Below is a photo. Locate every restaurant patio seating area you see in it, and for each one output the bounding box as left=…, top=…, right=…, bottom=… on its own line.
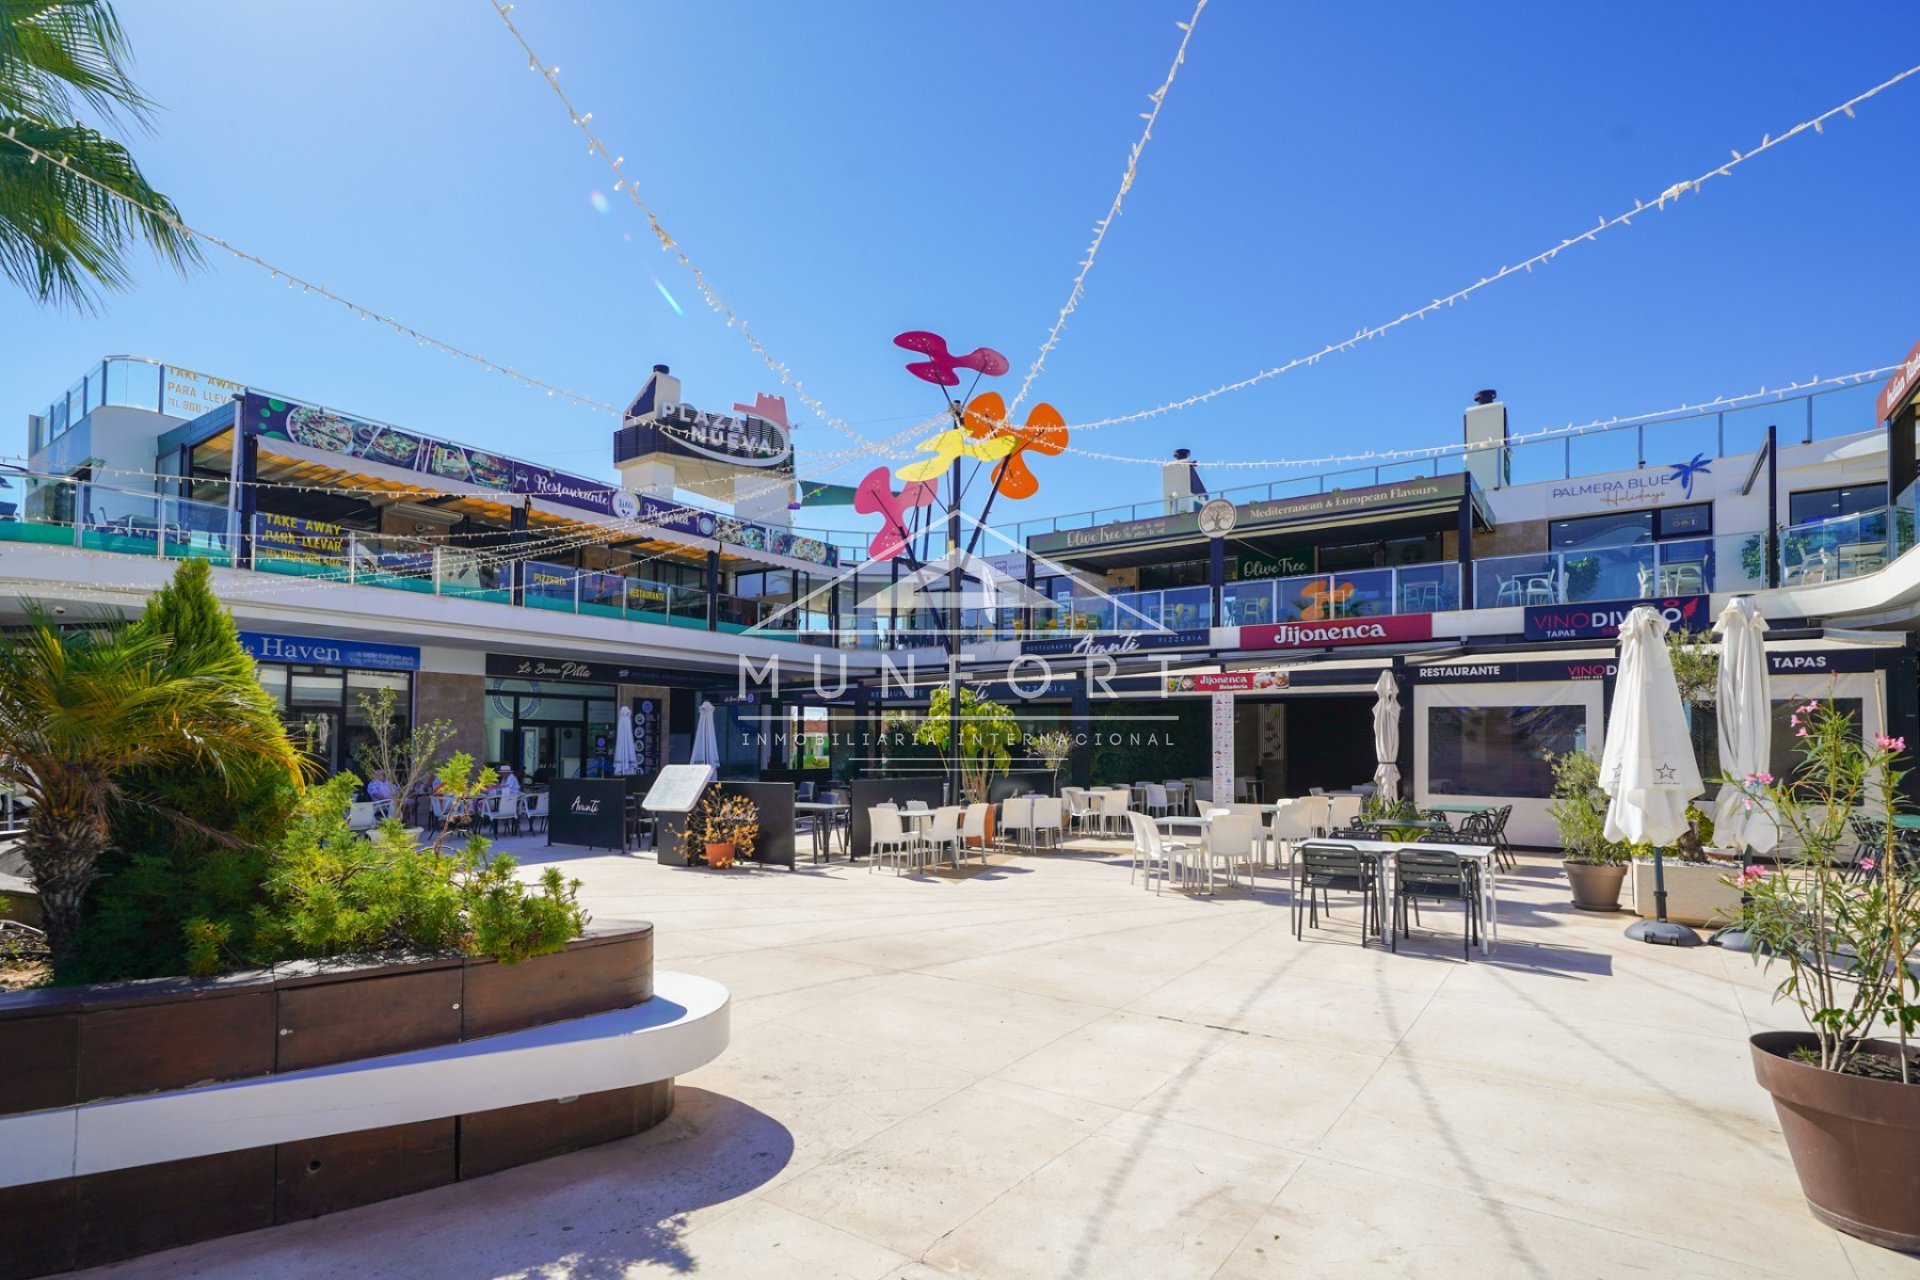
left=83, top=828, right=1913, bottom=1280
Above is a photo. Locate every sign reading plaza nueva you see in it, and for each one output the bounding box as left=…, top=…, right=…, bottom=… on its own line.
left=1523, top=595, right=1709, bottom=642
left=1026, top=475, right=1468, bottom=557
left=1240, top=614, right=1434, bottom=651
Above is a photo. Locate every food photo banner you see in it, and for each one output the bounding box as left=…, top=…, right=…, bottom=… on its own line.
left=242, top=394, right=835, bottom=565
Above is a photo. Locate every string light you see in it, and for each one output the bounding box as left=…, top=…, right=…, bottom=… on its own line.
left=1052, top=364, right=1899, bottom=470
left=1009, top=0, right=1209, bottom=412
left=0, top=128, right=618, bottom=416
left=976, top=61, right=1920, bottom=435
left=487, top=2, right=900, bottom=464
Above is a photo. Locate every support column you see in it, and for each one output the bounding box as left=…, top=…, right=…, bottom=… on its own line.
left=1209, top=536, right=1226, bottom=627
left=705, top=549, right=721, bottom=631
left=235, top=430, right=259, bottom=570
left=1069, top=680, right=1092, bottom=787
left=1211, top=692, right=1234, bottom=809
left=509, top=498, right=528, bottom=606
left=1455, top=493, right=1475, bottom=609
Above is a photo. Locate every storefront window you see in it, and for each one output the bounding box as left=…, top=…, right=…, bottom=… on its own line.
left=1427, top=705, right=1585, bottom=798
left=482, top=678, right=617, bottom=782
left=1790, top=485, right=1887, bottom=526
left=253, top=663, right=413, bottom=778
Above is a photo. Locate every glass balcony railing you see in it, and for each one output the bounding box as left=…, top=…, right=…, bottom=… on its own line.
left=10, top=475, right=1919, bottom=652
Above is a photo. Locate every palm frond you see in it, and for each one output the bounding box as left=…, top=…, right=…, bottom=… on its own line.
left=0, top=0, right=152, bottom=126
left=0, top=115, right=198, bottom=309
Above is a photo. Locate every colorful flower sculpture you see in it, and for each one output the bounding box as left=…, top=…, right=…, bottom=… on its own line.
left=894, top=428, right=1017, bottom=484
left=853, top=467, right=937, bottom=561
left=1299, top=579, right=1355, bottom=621
left=892, top=331, right=1009, bottom=386
left=962, top=392, right=1068, bottom=500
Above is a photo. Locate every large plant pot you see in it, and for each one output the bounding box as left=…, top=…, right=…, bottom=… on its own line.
left=1563, top=861, right=1626, bottom=911
left=1751, top=1031, right=1920, bottom=1253
left=1630, top=858, right=1742, bottom=926
left=704, top=842, right=736, bottom=869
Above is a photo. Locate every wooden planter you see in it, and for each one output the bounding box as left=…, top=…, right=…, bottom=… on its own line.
left=0, top=928, right=685, bottom=1280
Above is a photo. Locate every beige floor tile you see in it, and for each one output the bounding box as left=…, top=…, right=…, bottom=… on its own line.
left=923, top=1110, right=1304, bottom=1279
left=997, top=1009, right=1238, bottom=1107
left=1135, top=1031, right=1386, bottom=1153
left=1215, top=1156, right=1771, bottom=1279
left=667, top=1198, right=909, bottom=1278
left=1312, top=1059, right=1853, bottom=1275
left=765, top=1078, right=1120, bottom=1257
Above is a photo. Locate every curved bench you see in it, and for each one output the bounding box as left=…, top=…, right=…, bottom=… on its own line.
left=0, top=970, right=728, bottom=1189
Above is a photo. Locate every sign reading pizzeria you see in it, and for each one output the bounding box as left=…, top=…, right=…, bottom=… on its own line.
left=1239, top=614, right=1434, bottom=651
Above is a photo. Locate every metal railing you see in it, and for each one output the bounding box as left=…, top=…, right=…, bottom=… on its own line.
left=997, top=379, right=1885, bottom=549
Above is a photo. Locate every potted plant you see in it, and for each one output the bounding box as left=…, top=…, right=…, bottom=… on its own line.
left=889, top=685, right=1019, bottom=805
left=1564, top=555, right=1600, bottom=600
left=1730, top=701, right=1920, bottom=1251
left=692, top=791, right=758, bottom=870
left=1546, top=750, right=1633, bottom=910
left=1029, top=729, right=1075, bottom=795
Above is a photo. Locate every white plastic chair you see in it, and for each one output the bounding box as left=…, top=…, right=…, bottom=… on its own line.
left=346, top=801, right=378, bottom=833
left=1268, top=799, right=1318, bottom=871
left=923, top=806, right=964, bottom=869
left=1126, top=811, right=1193, bottom=893
left=1205, top=814, right=1257, bottom=893
left=1062, top=787, right=1091, bottom=833
left=1327, top=795, right=1364, bottom=834
left=1031, top=798, right=1065, bottom=850
left=869, top=806, right=919, bottom=875
left=1001, top=797, right=1035, bottom=849
left=1091, top=788, right=1126, bottom=835
left=522, top=790, right=548, bottom=834
left=1144, top=783, right=1171, bottom=817
left=961, top=802, right=990, bottom=863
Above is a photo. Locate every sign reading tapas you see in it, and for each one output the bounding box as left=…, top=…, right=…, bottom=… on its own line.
left=1167, top=670, right=1290, bottom=693
left=1240, top=614, right=1434, bottom=651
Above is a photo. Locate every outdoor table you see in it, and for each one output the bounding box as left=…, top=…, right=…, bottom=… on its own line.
left=1358, top=817, right=1450, bottom=833
left=794, top=801, right=850, bottom=862
left=1426, top=804, right=1489, bottom=815
left=1891, top=815, right=1920, bottom=831
left=1294, top=837, right=1499, bottom=954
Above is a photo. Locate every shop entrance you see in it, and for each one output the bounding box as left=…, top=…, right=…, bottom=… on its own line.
left=484, top=678, right=617, bottom=782
left=1277, top=694, right=1378, bottom=796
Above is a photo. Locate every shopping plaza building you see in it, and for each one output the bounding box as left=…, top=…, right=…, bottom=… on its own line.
left=11, top=344, right=1920, bottom=846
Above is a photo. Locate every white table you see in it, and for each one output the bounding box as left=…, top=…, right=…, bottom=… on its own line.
left=1294, top=838, right=1499, bottom=954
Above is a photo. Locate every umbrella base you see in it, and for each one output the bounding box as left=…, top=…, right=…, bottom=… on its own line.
left=1708, top=925, right=1762, bottom=953
left=1626, top=918, right=1702, bottom=947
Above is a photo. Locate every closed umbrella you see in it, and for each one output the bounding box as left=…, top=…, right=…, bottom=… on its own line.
left=1371, top=671, right=1401, bottom=801
left=613, top=705, right=639, bottom=776
left=1710, top=597, right=1777, bottom=855
left=1601, top=606, right=1705, bottom=945
left=690, top=699, right=720, bottom=768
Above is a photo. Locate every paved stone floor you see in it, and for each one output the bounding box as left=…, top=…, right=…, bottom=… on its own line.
left=84, top=837, right=1920, bottom=1279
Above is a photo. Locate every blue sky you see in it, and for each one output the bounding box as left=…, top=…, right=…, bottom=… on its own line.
left=7, top=0, right=1918, bottom=529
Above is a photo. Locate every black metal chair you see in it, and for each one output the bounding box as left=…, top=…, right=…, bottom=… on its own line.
left=1457, top=810, right=1507, bottom=871
left=1392, top=849, right=1482, bottom=960
left=1849, top=814, right=1889, bottom=880
left=1294, top=841, right=1379, bottom=945
left=1490, top=804, right=1517, bottom=872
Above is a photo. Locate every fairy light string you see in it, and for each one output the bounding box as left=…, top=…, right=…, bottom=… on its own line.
left=1009, top=0, right=1209, bottom=412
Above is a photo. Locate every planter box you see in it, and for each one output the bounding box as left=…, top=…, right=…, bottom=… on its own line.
left=0, top=926, right=666, bottom=1280
left=1630, top=859, right=1742, bottom=927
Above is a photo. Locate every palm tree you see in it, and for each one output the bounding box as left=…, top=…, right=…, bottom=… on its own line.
left=0, top=610, right=302, bottom=970
left=0, top=0, right=199, bottom=310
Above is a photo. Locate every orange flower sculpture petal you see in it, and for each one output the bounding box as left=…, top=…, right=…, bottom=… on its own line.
left=963, top=393, right=1070, bottom=500
left=1299, top=580, right=1355, bottom=621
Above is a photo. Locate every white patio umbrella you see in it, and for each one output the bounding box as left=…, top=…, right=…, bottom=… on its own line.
left=1710, top=597, right=1777, bottom=856
left=690, top=699, right=721, bottom=768
left=1371, top=671, right=1401, bottom=801
left=612, top=704, right=639, bottom=776
left=1600, top=605, right=1705, bottom=944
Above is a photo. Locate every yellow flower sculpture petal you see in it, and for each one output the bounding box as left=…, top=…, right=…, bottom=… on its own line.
left=894, top=427, right=1016, bottom=483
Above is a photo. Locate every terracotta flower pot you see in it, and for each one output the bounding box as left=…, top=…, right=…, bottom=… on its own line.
left=1563, top=861, right=1626, bottom=911
left=704, top=842, right=735, bottom=869
left=1751, top=1031, right=1920, bottom=1253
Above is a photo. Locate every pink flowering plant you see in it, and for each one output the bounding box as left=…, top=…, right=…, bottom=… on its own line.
left=1727, top=700, right=1918, bottom=1079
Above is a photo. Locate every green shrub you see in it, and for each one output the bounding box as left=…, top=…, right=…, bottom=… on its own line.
left=244, top=756, right=586, bottom=970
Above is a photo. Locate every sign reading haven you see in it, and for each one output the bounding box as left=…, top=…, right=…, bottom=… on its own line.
left=1524, top=595, right=1709, bottom=642
left=239, top=631, right=420, bottom=672
left=1240, top=614, right=1434, bottom=651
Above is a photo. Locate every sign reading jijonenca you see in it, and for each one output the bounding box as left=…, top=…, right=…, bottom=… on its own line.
left=1241, top=614, right=1435, bottom=650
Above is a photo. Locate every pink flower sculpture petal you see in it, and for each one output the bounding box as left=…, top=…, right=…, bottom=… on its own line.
left=893, top=331, right=1010, bottom=386
left=853, top=467, right=937, bottom=560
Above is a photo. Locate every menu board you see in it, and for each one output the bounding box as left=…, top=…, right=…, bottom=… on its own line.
left=642, top=764, right=715, bottom=814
